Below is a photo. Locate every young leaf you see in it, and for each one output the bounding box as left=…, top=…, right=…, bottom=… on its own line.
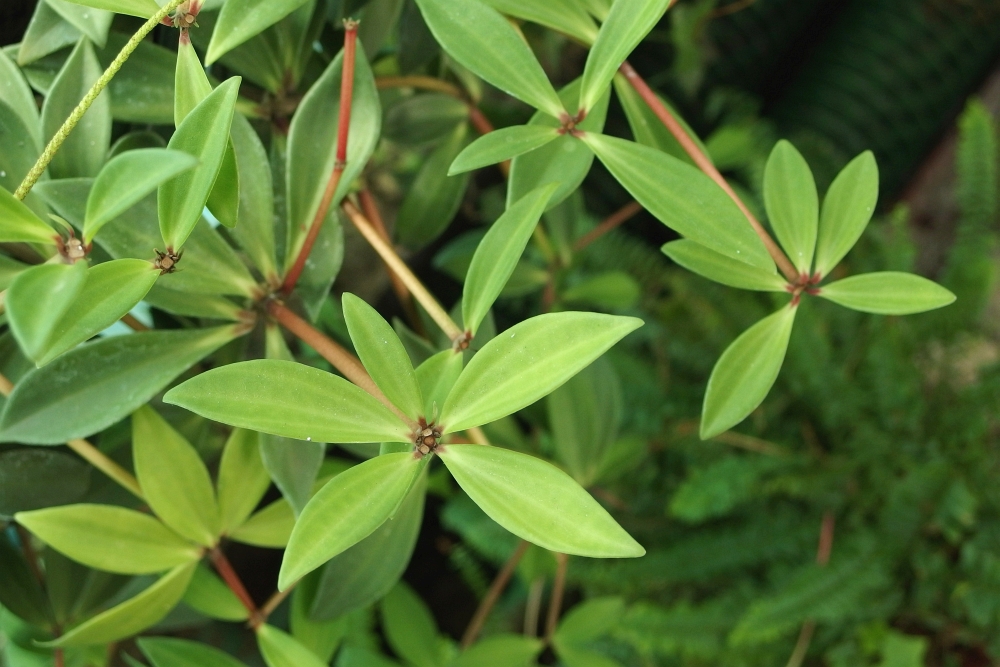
left=0, top=186, right=57, bottom=245
left=7, top=262, right=88, bottom=363
left=381, top=582, right=444, bottom=667
left=415, top=350, right=463, bottom=421
left=439, top=444, right=644, bottom=557
left=440, top=312, right=642, bottom=434
left=483, top=0, right=598, bottom=43
left=207, top=0, right=312, bottom=64
left=343, top=293, right=425, bottom=421
left=84, top=149, right=197, bottom=243
left=763, top=140, right=818, bottom=274
left=174, top=37, right=213, bottom=124
left=229, top=496, right=295, bottom=548
left=158, top=77, right=240, bottom=250
left=818, top=272, right=956, bottom=315
left=453, top=634, right=542, bottom=667
left=278, top=453, right=423, bottom=590
left=0, top=533, right=53, bottom=627
left=813, top=151, right=879, bottom=277
left=662, top=240, right=788, bottom=292
left=46, top=561, right=196, bottom=647
left=133, top=406, right=221, bottom=547
left=414, top=0, right=565, bottom=118
left=582, top=133, right=775, bottom=271
left=579, top=0, right=672, bottom=113
left=181, top=564, right=249, bottom=622
left=257, top=624, right=327, bottom=667
left=0, top=325, right=240, bottom=445
left=462, top=184, right=557, bottom=334
left=15, top=504, right=200, bottom=574
left=700, top=303, right=797, bottom=439
left=56, top=0, right=160, bottom=19
left=164, top=360, right=413, bottom=444
left=449, top=125, right=560, bottom=175
left=139, top=637, right=249, bottom=667
left=217, top=429, right=271, bottom=533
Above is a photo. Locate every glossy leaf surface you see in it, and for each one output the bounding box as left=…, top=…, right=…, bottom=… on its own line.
left=7, top=262, right=87, bottom=363
left=813, top=151, right=879, bottom=277
left=819, top=272, right=956, bottom=315
left=0, top=186, right=57, bottom=244
left=449, top=125, right=560, bottom=175
left=662, top=240, right=787, bottom=292
left=763, top=140, right=818, bottom=274
left=207, top=0, right=312, bottom=64
left=58, top=0, right=159, bottom=19
left=0, top=533, right=53, bottom=626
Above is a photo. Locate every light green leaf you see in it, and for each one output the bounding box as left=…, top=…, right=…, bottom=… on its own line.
left=229, top=496, right=294, bottom=548
left=181, top=563, right=249, bottom=622
left=173, top=38, right=212, bottom=126
left=557, top=646, right=622, bottom=667
left=15, top=504, right=200, bottom=574
left=45, top=0, right=112, bottom=47
left=613, top=73, right=707, bottom=167
left=452, top=634, right=542, bottom=667
left=579, top=0, right=671, bottom=113
left=343, top=293, right=424, bottom=421
left=47, top=562, right=196, bottom=646
left=449, top=125, right=560, bottom=175
left=662, top=240, right=787, bottom=292
left=440, top=444, right=644, bottom=557
left=158, top=77, right=240, bottom=250
left=0, top=325, right=240, bottom=445
left=763, top=140, right=817, bottom=274
left=0, top=186, right=57, bottom=244
left=56, top=0, right=159, bottom=19
left=165, top=360, right=412, bottom=443
left=0, top=49, right=42, bottom=148
left=207, top=0, right=312, bottom=64
left=41, top=37, right=110, bottom=179
left=257, top=624, right=327, bottom=667
left=463, top=184, right=556, bottom=334
left=483, top=0, right=598, bottom=43
left=381, top=582, right=444, bottom=667
left=583, top=133, right=774, bottom=271
left=700, top=303, right=797, bottom=439
left=278, top=453, right=423, bottom=589
left=7, top=262, right=88, bottom=363
left=414, top=0, right=565, bottom=118
left=133, top=406, right=221, bottom=547
left=818, top=272, right=956, bottom=315
left=440, top=312, right=642, bottom=433
left=813, top=151, right=879, bottom=277
left=139, top=637, right=249, bottom=667
left=415, top=350, right=463, bottom=421
left=217, top=429, right=271, bottom=533
left=554, top=597, right=624, bottom=646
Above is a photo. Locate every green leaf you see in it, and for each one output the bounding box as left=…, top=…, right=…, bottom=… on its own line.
left=763, top=140, right=818, bottom=274
left=291, top=575, right=347, bottom=663
left=97, top=32, right=176, bottom=125
left=158, top=77, right=240, bottom=250
left=440, top=444, right=643, bottom=557
left=165, top=359, right=412, bottom=443
left=15, top=504, right=200, bottom=574
left=0, top=48, right=42, bottom=148
left=7, top=262, right=88, bottom=363
left=259, top=434, right=324, bottom=516
left=582, top=133, right=774, bottom=271
left=217, top=429, right=271, bottom=533
left=383, top=93, right=469, bottom=145
left=207, top=0, right=312, bottom=64
left=45, top=0, right=112, bottom=47
left=0, top=103, right=43, bottom=210
left=228, top=496, right=294, bottom=548
left=84, top=149, right=197, bottom=243
left=181, top=563, right=249, bottom=622
left=562, top=271, right=640, bottom=310
left=452, top=634, right=542, bottom=667
left=133, top=406, right=221, bottom=547
left=17, top=1, right=80, bottom=66
left=0, top=325, right=240, bottom=444
left=343, top=293, right=425, bottom=421
left=41, top=38, right=110, bottom=179
left=414, top=0, right=564, bottom=118
left=700, top=303, right=797, bottom=439
left=56, top=0, right=159, bottom=19
left=139, top=637, right=248, bottom=667
left=462, top=184, right=556, bottom=334
left=0, top=532, right=53, bottom=627
left=380, top=582, right=444, bottom=667
left=440, top=312, right=642, bottom=433
left=818, top=272, right=956, bottom=315
left=554, top=597, right=624, bottom=646
left=257, top=624, right=327, bottom=667
left=483, top=0, right=598, bottom=43
left=813, top=151, right=879, bottom=277
left=662, top=240, right=787, bottom=292
left=228, top=112, right=277, bottom=280
left=278, top=453, right=423, bottom=589
left=613, top=73, right=707, bottom=167
left=0, top=186, right=57, bottom=244
left=174, top=34, right=212, bottom=124
left=557, top=646, right=622, bottom=667
left=449, top=125, right=560, bottom=175
left=579, top=0, right=671, bottom=113
left=414, top=350, right=463, bottom=421
left=47, top=561, right=196, bottom=647
left=0, top=449, right=90, bottom=518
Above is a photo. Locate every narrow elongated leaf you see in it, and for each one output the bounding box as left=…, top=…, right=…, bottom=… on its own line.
left=229, top=112, right=277, bottom=279
left=16, top=505, right=200, bottom=574
left=463, top=184, right=557, bottom=334
left=57, top=0, right=159, bottom=19
left=440, top=312, right=642, bottom=433
left=47, top=562, right=196, bottom=647
left=613, top=73, right=709, bottom=167
left=557, top=646, right=622, bottom=667
left=84, top=149, right=197, bottom=243
left=554, top=597, right=624, bottom=646
left=763, top=140, right=817, bottom=274
left=158, top=77, right=240, bottom=250
left=384, top=93, right=468, bottom=145
left=97, top=32, right=177, bottom=125
left=0, top=533, right=53, bottom=626
left=662, top=240, right=787, bottom=292
left=217, top=429, right=271, bottom=533
left=0, top=449, right=90, bottom=517
left=207, top=0, right=312, bottom=64
left=381, top=582, right=444, bottom=667
left=37, top=259, right=160, bottom=366
left=583, top=133, right=774, bottom=271
left=483, top=0, right=598, bottom=43
left=259, top=434, right=324, bottom=517
left=0, top=326, right=240, bottom=444
left=174, top=33, right=213, bottom=124
left=414, top=0, right=564, bottom=118
left=813, top=151, right=879, bottom=277
left=133, top=406, right=221, bottom=547
left=0, top=49, right=41, bottom=148
left=0, top=186, right=58, bottom=244
left=229, top=496, right=294, bottom=548
left=818, top=272, right=955, bottom=315
left=449, top=125, right=560, bottom=175
left=415, top=350, right=463, bottom=420
left=343, top=293, right=424, bottom=421
left=7, top=262, right=88, bottom=362
left=165, top=360, right=412, bottom=444
left=45, top=0, right=112, bottom=47
left=17, top=0, right=80, bottom=66
left=440, top=444, right=644, bottom=557
left=700, top=304, right=797, bottom=439
left=181, top=564, right=249, bottom=622
left=257, top=624, right=327, bottom=667
left=453, top=635, right=542, bottom=667
left=139, top=637, right=248, bottom=667
left=579, top=0, right=671, bottom=113
left=278, top=454, right=423, bottom=589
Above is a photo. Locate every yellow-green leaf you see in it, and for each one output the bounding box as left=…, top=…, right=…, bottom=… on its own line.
left=818, top=272, right=956, bottom=315
left=813, top=151, right=879, bottom=277
left=763, top=140, right=818, bottom=274
left=217, top=428, right=271, bottom=533
left=662, top=240, right=787, bottom=292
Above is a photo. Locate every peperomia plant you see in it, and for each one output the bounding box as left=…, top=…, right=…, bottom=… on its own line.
left=0, top=0, right=957, bottom=664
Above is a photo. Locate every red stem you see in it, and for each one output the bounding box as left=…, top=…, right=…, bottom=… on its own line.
left=281, top=21, right=359, bottom=295
left=209, top=547, right=262, bottom=628
left=574, top=200, right=644, bottom=251
left=544, top=553, right=568, bottom=642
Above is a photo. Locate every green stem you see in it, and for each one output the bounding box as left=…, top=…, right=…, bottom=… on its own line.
left=13, top=0, right=187, bottom=201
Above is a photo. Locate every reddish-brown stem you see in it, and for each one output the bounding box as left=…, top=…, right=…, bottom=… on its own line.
left=816, top=511, right=835, bottom=566
left=461, top=540, right=530, bottom=649
left=574, top=201, right=644, bottom=251
left=375, top=75, right=463, bottom=98
left=618, top=61, right=799, bottom=283
left=54, top=648, right=65, bottom=667
left=14, top=524, right=45, bottom=585
left=785, top=512, right=836, bottom=667
left=544, top=552, right=568, bottom=642
left=209, top=547, right=262, bottom=628
left=121, top=313, right=149, bottom=331
left=281, top=21, right=359, bottom=295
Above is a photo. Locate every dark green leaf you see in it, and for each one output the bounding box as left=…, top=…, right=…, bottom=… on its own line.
left=0, top=448, right=90, bottom=518
left=0, top=532, right=53, bottom=626
left=662, top=240, right=787, bottom=292
left=17, top=1, right=80, bottom=66
left=58, top=0, right=159, bottom=19
left=229, top=112, right=277, bottom=280
left=561, top=271, right=640, bottom=310
left=260, top=433, right=325, bottom=517
left=554, top=597, right=624, bottom=646
left=763, top=140, right=817, bottom=274
left=813, top=151, right=879, bottom=277
left=381, top=582, right=444, bottom=667
left=383, top=93, right=468, bottom=146
left=818, top=272, right=956, bottom=315
left=290, top=574, right=347, bottom=662
left=207, top=0, right=312, bottom=64
left=0, top=48, right=41, bottom=148
left=97, top=32, right=176, bottom=125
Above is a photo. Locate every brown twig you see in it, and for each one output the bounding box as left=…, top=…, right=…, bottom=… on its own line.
left=574, top=201, right=644, bottom=251
left=544, top=552, right=568, bottom=642
left=209, top=547, right=262, bottom=628
left=259, top=582, right=296, bottom=621
left=523, top=577, right=545, bottom=637
left=121, top=313, right=149, bottom=332
left=54, top=648, right=65, bottom=667
left=461, top=540, right=530, bottom=648
left=282, top=21, right=359, bottom=295
left=785, top=512, right=835, bottom=667
left=710, top=0, right=757, bottom=18
left=617, top=61, right=799, bottom=283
